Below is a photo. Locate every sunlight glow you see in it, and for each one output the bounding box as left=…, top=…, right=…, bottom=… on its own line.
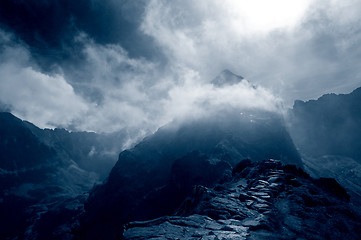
left=222, top=0, right=314, bottom=33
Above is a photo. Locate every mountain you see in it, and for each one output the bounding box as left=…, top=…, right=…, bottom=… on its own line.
left=211, top=69, right=244, bottom=87
left=3, top=71, right=361, bottom=240
left=0, top=112, right=123, bottom=240
left=288, top=87, right=361, bottom=160
left=287, top=87, right=361, bottom=200
left=24, top=122, right=124, bottom=179
left=77, top=107, right=302, bottom=239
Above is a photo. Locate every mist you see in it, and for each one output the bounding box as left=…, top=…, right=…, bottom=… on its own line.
left=1, top=0, right=361, bottom=138
left=0, top=29, right=281, bottom=136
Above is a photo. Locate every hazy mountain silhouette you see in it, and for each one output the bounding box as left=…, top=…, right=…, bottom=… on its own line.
left=0, top=112, right=122, bottom=239
left=289, top=87, right=361, bottom=160
left=288, top=87, right=361, bottom=200
left=211, top=69, right=244, bottom=87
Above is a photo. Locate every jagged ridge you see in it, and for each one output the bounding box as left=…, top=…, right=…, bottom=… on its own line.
left=124, top=159, right=360, bottom=239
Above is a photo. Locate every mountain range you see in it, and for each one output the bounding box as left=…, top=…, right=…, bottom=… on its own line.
left=1, top=70, right=361, bottom=239
left=0, top=112, right=125, bottom=239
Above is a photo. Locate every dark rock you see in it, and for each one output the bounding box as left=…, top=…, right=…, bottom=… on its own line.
left=170, top=151, right=232, bottom=198
left=232, top=159, right=252, bottom=175
left=123, top=159, right=361, bottom=239
left=313, top=178, right=350, bottom=201
left=284, top=164, right=310, bottom=179
left=301, top=193, right=329, bottom=207
left=287, top=178, right=303, bottom=187
left=239, top=193, right=250, bottom=201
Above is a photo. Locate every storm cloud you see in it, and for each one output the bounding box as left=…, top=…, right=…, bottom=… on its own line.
left=0, top=0, right=360, bottom=135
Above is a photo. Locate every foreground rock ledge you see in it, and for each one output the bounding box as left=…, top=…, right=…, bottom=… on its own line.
left=123, top=159, right=361, bottom=240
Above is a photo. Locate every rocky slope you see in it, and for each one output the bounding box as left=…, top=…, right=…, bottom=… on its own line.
left=77, top=109, right=302, bottom=239
left=0, top=112, right=122, bottom=240
left=124, top=159, right=361, bottom=239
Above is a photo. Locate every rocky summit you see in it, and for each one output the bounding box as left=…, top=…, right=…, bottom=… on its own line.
left=123, top=159, right=361, bottom=240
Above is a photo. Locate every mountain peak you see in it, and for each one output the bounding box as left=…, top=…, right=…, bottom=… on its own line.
left=211, top=69, right=244, bottom=87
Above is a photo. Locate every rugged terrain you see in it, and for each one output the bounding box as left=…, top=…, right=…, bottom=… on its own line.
left=0, top=112, right=122, bottom=240
left=76, top=108, right=302, bottom=239
left=1, top=72, right=361, bottom=239
left=124, top=159, right=361, bottom=239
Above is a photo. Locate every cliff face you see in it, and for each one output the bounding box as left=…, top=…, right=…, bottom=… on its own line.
left=288, top=87, right=361, bottom=160
left=287, top=87, right=361, bottom=200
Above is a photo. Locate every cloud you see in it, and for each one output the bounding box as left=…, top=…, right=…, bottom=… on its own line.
left=141, top=0, right=313, bottom=79
left=161, top=70, right=281, bottom=123
left=141, top=0, right=361, bottom=104
left=0, top=0, right=160, bottom=68
left=0, top=30, right=162, bottom=133
left=0, top=31, right=88, bottom=128
left=68, top=35, right=281, bottom=133
left=0, top=28, right=280, bottom=135
left=63, top=34, right=164, bottom=132
left=1, top=0, right=361, bottom=137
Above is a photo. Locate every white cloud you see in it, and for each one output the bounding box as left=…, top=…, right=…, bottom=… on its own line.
left=141, top=0, right=314, bottom=80
left=69, top=37, right=281, bottom=133
left=161, top=69, right=281, bottom=123
left=141, top=0, right=361, bottom=105
left=0, top=35, right=88, bottom=128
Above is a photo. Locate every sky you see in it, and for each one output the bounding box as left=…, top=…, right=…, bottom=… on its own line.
left=0, top=0, right=361, bottom=134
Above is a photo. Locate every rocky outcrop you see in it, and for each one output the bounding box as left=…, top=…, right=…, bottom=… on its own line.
left=123, top=159, right=361, bottom=239
left=78, top=109, right=302, bottom=239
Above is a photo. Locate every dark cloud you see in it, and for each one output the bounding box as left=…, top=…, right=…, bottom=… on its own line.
left=0, top=0, right=162, bottom=69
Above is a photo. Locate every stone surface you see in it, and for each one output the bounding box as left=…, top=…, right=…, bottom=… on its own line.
left=123, top=159, right=361, bottom=239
